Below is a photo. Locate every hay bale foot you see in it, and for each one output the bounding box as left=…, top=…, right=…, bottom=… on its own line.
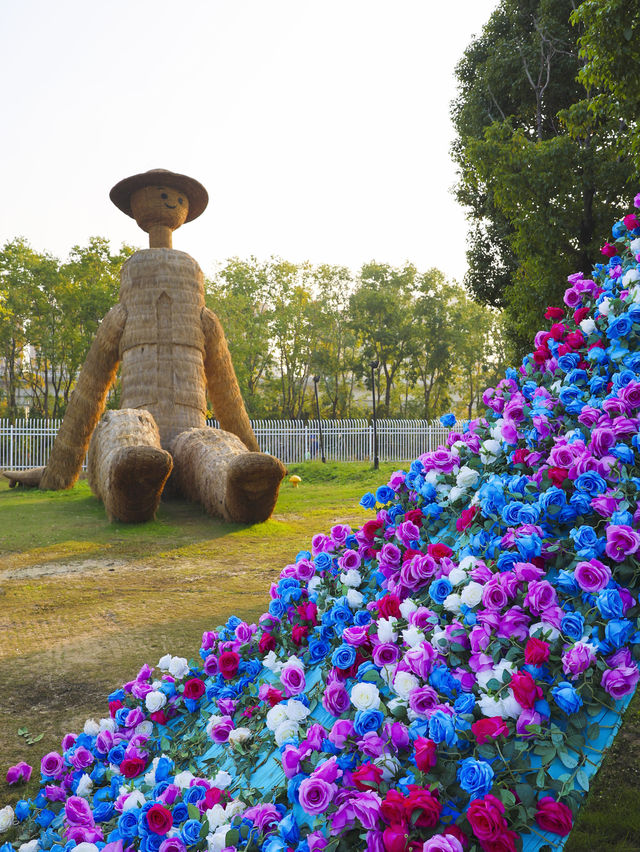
left=224, top=453, right=287, bottom=523
left=2, top=468, right=45, bottom=488
left=105, top=445, right=173, bottom=523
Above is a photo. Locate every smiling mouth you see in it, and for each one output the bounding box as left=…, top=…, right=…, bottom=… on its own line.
left=164, top=203, right=177, bottom=209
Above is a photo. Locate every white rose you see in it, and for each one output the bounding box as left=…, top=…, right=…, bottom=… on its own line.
left=377, top=617, right=398, bottom=643
left=157, top=653, right=172, bottom=671
left=71, top=845, right=99, bottom=852
left=135, top=721, right=154, bottom=738
left=392, top=670, right=419, bottom=699
left=447, top=486, right=466, bottom=503
left=123, top=790, right=147, bottom=810
left=477, top=692, right=502, bottom=718
left=145, top=690, right=167, bottom=713
left=373, top=754, right=401, bottom=782
left=622, top=267, right=640, bottom=287
left=174, top=770, right=195, bottom=789
left=379, top=663, right=398, bottom=686
left=286, top=699, right=311, bottom=721
left=460, top=581, right=483, bottom=608
left=480, top=439, right=501, bottom=462
left=425, top=470, right=439, bottom=485
left=579, top=318, right=596, bottom=334
left=99, top=717, right=115, bottom=732
left=169, top=656, right=189, bottom=679
left=630, top=237, right=640, bottom=254
left=402, top=625, right=424, bottom=648
left=436, top=483, right=451, bottom=496
left=228, top=727, right=252, bottom=745
left=529, top=621, right=560, bottom=642
left=262, top=650, right=282, bottom=673
left=205, top=804, right=227, bottom=829
left=340, top=569, right=361, bottom=587
left=447, top=567, right=467, bottom=586
left=399, top=598, right=418, bottom=618
left=457, top=465, right=479, bottom=488
left=224, top=800, right=247, bottom=819
left=443, top=593, right=462, bottom=614
left=307, top=576, right=322, bottom=594
left=274, top=719, right=300, bottom=745
left=598, top=297, right=611, bottom=316
left=75, top=773, right=93, bottom=797
left=83, top=718, right=100, bottom=736
left=19, top=841, right=40, bottom=852
left=458, top=555, right=477, bottom=572
left=212, top=770, right=232, bottom=790
left=266, top=704, right=289, bottom=731
left=346, top=588, right=364, bottom=608
left=500, top=690, right=523, bottom=720
left=431, top=629, right=449, bottom=653
left=350, top=682, right=380, bottom=711
left=207, top=827, right=232, bottom=852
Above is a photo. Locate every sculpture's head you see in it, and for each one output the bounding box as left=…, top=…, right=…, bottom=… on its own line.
left=109, top=169, right=208, bottom=248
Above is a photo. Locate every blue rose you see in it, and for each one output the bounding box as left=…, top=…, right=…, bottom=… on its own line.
left=539, top=487, right=567, bottom=515
left=420, top=482, right=437, bottom=501
left=313, top=551, right=332, bottom=571
left=428, top=710, right=457, bottom=746
left=118, top=809, right=141, bottom=840
left=309, top=637, right=331, bottom=661
left=556, top=570, right=580, bottom=595
left=331, top=643, right=357, bottom=669
left=354, top=610, right=372, bottom=626
left=172, top=803, right=189, bottom=825
left=287, top=773, right=305, bottom=805
left=92, top=802, right=114, bottom=822
left=497, top=551, right=520, bottom=572
left=181, top=819, right=202, bottom=846
left=268, top=599, right=286, bottom=618
left=501, top=501, right=524, bottom=526
left=558, top=353, right=580, bottom=372
left=182, top=786, right=206, bottom=805
left=354, top=709, right=384, bottom=736
left=375, top=485, right=396, bottom=504
left=575, top=471, right=607, bottom=495
left=561, top=611, right=584, bottom=641
left=597, top=589, right=624, bottom=620
left=552, top=682, right=583, bottom=714
left=457, top=758, right=494, bottom=800
left=429, top=664, right=457, bottom=698
left=608, top=314, right=633, bottom=339
left=611, top=509, right=634, bottom=525
left=569, top=491, right=592, bottom=515
left=440, top=413, right=456, bottom=427
left=429, top=578, right=453, bottom=605
left=359, top=492, right=376, bottom=509
left=516, top=533, right=542, bottom=559
left=14, top=800, right=30, bottom=822
left=453, top=694, right=476, bottom=715
left=34, top=809, right=55, bottom=829
left=605, top=618, right=634, bottom=648
left=570, top=525, right=605, bottom=559
left=612, top=220, right=626, bottom=238
left=108, top=744, right=126, bottom=765
left=279, top=813, right=300, bottom=845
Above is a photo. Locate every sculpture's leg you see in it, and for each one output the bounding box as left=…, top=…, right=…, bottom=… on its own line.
left=170, top=427, right=286, bottom=523
left=88, top=410, right=173, bottom=523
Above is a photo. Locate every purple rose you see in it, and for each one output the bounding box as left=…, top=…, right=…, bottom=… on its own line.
left=524, top=580, right=557, bottom=615
left=65, top=795, right=95, bottom=826
left=322, top=681, right=350, bottom=716
left=6, top=761, right=31, bottom=785
left=404, top=643, right=437, bottom=679
left=209, top=716, right=234, bottom=744
left=481, top=580, right=509, bottom=611
left=298, top=777, right=337, bottom=815
left=158, top=839, right=187, bottom=852
left=601, top=665, right=640, bottom=699
left=328, top=719, right=355, bottom=749
left=574, top=559, right=611, bottom=592
left=384, top=721, right=410, bottom=751
left=281, top=746, right=301, bottom=779
left=408, top=686, right=439, bottom=718
left=280, top=663, right=306, bottom=697
left=372, top=643, right=399, bottom=667
left=307, top=831, right=328, bottom=851
left=496, top=606, right=531, bottom=641
left=339, top=550, right=361, bottom=571
left=45, top=785, right=67, bottom=802
left=41, top=751, right=65, bottom=779
left=342, top=625, right=370, bottom=646
left=606, top=525, right=640, bottom=562
left=243, top=803, right=282, bottom=831
left=69, top=747, right=95, bottom=771
left=562, top=643, right=596, bottom=680
left=351, top=790, right=382, bottom=830
left=396, top=520, right=420, bottom=547
left=358, top=733, right=385, bottom=757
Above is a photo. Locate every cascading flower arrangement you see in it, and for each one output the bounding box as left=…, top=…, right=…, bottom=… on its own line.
left=3, top=197, right=640, bottom=852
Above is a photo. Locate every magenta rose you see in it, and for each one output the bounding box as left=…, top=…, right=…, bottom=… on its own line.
left=322, top=680, right=350, bottom=716
left=466, top=793, right=507, bottom=840
left=535, top=797, right=573, bottom=836
left=574, top=559, right=611, bottom=592
left=298, top=777, right=337, bottom=815
left=562, top=643, right=596, bottom=680
left=65, top=795, right=95, bottom=827
left=280, top=663, right=306, bottom=696
left=6, top=761, right=32, bottom=785
left=41, top=751, right=65, bottom=779
left=601, top=665, right=640, bottom=699
left=605, top=525, right=640, bottom=562
left=146, top=803, right=173, bottom=835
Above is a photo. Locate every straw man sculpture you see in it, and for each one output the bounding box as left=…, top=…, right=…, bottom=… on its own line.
left=9, top=169, right=286, bottom=523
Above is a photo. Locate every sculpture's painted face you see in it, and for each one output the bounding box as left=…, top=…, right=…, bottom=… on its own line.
left=130, top=185, right=190, bottom=233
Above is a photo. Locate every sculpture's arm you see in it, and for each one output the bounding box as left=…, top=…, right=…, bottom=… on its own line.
left=201, top=306, right=260, bottom=452
left=40, top=303, right=127, bottom=490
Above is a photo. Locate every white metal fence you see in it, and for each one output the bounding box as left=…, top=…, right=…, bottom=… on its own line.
left=0, top=418, right=458, bottom=470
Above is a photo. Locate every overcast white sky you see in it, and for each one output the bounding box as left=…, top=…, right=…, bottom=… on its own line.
left=1, top=0, right=498, bottom=283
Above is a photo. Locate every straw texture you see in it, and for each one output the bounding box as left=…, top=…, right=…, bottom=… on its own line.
left=170, top=427, right=286, bottom=523
left=202, top=307, right=260, bottom=452
left=88, top=409, right=173, bottom=522
left=2, top=467, right=45, bottom=487
left=40, top=304, right=127, bottom=491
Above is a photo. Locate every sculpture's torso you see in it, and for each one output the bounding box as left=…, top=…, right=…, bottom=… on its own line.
left=119, top=249, right=207, bottom=449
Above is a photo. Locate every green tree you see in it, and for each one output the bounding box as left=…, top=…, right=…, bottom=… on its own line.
left=452, top=0, right=637, bottom=356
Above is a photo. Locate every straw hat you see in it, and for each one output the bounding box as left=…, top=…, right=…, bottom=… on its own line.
left=110, top=169, right=209, bottom=222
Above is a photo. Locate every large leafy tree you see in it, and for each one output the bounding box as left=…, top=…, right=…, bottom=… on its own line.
left=452, top=0, right=637, bottom=356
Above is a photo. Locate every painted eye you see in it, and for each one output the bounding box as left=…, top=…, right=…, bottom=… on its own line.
left=178, top=197, right=183, bottom=205
left=161, top=192, right=168, bottom=200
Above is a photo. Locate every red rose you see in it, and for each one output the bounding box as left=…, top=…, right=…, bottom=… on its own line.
left=544, top=306, right=564, bottom=320
left=467, top=794, right=508, bottom=841
left=535, top=797, right=573, bottom=836
left=149, top=709, right=168, bottom=725
left=402, top=547, right=423, bottom=563
left=456, top=505, right=479, bottom=532
left=547, top=467, right=569, bottom=486
left=218, top=651, right=240, bottom=680
left=108, top=699, right=124, bottom=718
left=204, top=787, right=222, bottom=808
left=381, top=790, right=407, bottom=826
left=404, top=785, right=442, bottom=828
left=259, top=632, right=276, bottom=653
left=297, top=602, right=318, bottom=623
left=427, top=542, right=453, bottom=561
left=382, top=824, right=410, bottom=852
left=573, top=306, right=590, bottom=324
left=549, top=323, right=566, bottom=341
left=120, top=756, right=147, bottom=778
left=362, top=519, right=384, bottom=542
left=414, top=737, right=437, bottom=771
left=524, top=637, right=550, bottom=665
left=601, top=242, right=618, bottom=257
left=481, top=831, right=519, bottom=852
left=351, top=763, right=383, bottom=791
left=146, top=803, right=173, bottom=835
left=404, top=509, right=424, bottom=526
left=443, top=825, right=469, bottom=849
left=183, top=678, right=206, bottom=700
left=565, top=330, right=584, bottom=349
left=292, top=624, right=309, bottom=646
left=510, top=670, right=541, bottom=709
left=533, top=347, right=550, bottom=365
left=623, top=213, right=639, bottom=230
left=471, top=717, right=509, bottom=745
left=378, top=594, right=402, bottom=619
left=512, top=448, right=530, bottom=465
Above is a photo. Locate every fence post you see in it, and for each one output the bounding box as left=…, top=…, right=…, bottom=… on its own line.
left=10, top=423, right=14, bottom=470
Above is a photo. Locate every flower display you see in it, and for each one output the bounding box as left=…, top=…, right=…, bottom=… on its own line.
left=3, top=198, right=640, bottom=852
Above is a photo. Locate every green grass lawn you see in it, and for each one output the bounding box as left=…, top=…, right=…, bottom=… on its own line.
left=0, top=464, right=639, bottom=850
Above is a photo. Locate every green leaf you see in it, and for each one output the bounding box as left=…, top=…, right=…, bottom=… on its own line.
left=558, top=750, right=578, bottom=769
left=498, top=789, right=516, bottom=808
left=576, top=769, right=590, bottom=791
left=515, top=783, right=535, bottom=807
left=225, top=829, right=240, bottom=847
left=188, top=803, right=201, bottom=821
left=486, top=678, right=501, bottom=692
